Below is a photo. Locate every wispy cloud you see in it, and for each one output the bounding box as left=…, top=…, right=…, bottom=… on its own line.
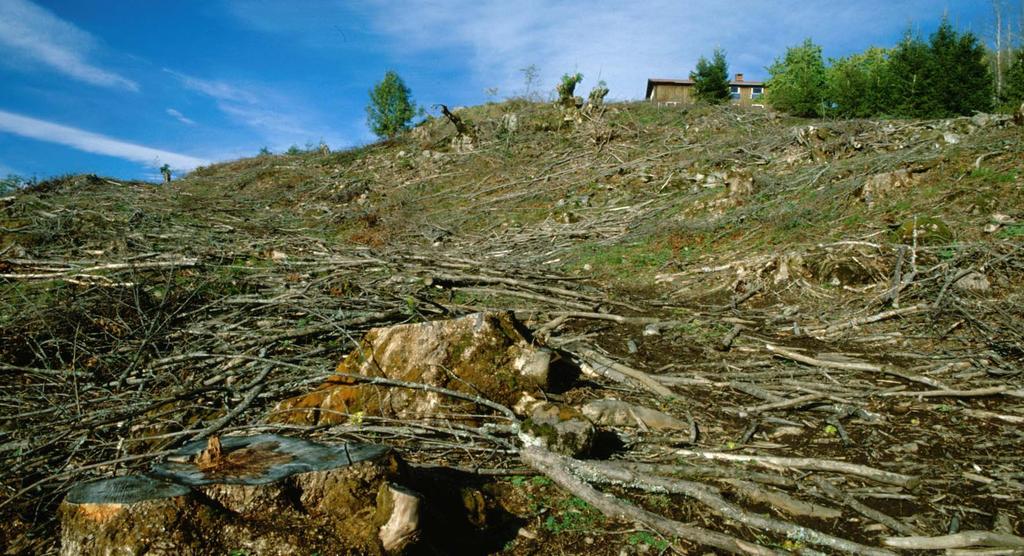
left=166, top=108, right=196, bottom=126
left=164, top=68, right=342, bottom=146
left=163, top=69, right=258, bottom=104
left=0, top=0, right=138, bottom=91
left=359, top=0, right=962, bottom=99
left=0, top=110, right=209, bottom=170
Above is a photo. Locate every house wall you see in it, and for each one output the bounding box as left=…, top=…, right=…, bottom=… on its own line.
left=650, top=83, right=765, bottom=106
left=650, top=84, right=693, bottom=105
left=731, top=85, right=765, bottom=106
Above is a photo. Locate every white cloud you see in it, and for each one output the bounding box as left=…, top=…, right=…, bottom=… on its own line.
left=0, top=109, right=209, bottom=170
left=163, top=69, right=258, bottom=104
left=359, top=0, right=955, bottom=99
left=166, top=108, right=196, bottom=126
left=164, top=68, right=347, bottom=148
left=0, top=0, right=138, bottom=91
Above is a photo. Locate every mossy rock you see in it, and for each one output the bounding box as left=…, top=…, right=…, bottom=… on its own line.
left=893, top=217, right=953, bottom=245
left=520, top=403, right=595, bottom=458
left=274, top=312, right=557, bottom=426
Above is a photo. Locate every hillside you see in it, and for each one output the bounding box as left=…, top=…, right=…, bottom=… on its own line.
left=2, top=100, right=1023, bottom=554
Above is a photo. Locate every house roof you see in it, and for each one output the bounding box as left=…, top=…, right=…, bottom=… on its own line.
left=646, top=77, right=765, bottom=99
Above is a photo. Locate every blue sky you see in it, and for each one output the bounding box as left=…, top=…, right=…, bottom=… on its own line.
left=0, top=0, right=1006, bottom=181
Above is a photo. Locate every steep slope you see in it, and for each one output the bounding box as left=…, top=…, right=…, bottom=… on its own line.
left=1, top=101, right=1023, bottom=554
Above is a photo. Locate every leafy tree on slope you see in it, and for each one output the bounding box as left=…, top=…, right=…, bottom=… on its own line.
left=367, top=70, right=418, bottom=139
left=766, top=39, right=827, bottom=117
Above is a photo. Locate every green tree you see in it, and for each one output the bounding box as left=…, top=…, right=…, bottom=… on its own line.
left=765, top=39, right=828, bottom=117
left=690, top=48, right=731, bottom=104
left=1003, top=48, right=1024, bottom=109
left=826, top=48, right=890, bottom=118
left=927, top=18, right=991, bottom=116
left=884, top=20, right=992, bottom=118
left=881, top=32, right=934, bottom=117
left=366, top=70, right=417, bottom=139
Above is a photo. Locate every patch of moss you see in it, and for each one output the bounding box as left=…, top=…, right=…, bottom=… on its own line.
left=892, top=216, right=954, bottom=245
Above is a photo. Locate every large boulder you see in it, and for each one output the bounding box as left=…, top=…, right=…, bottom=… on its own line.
left=275, top=312, right=556, bottom=425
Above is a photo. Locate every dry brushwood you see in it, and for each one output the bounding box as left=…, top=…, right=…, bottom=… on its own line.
left=3, top=102, right=1023, bottom=554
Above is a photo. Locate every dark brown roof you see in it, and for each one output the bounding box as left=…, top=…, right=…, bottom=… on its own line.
left=646, top=77, right=765, bottom=99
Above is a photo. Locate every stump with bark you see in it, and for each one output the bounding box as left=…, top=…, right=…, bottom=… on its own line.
left=61, top=435, right=423, bottom=555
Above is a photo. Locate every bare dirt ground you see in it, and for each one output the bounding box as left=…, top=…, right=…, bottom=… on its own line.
left=1, top=101, right=1022, bottom=554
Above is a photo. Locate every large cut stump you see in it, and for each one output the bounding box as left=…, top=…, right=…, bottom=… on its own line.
left=275, top=312, right=557, bottom=425
left=59, top=475, right=211, bottom=556
left=61, top=435, right=421, bottom=555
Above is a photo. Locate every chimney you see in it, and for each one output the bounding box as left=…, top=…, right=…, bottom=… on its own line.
left=734, top=73, right=744, bottom=83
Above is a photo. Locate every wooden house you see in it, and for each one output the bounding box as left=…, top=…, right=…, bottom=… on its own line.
left=646, top=73, right=765, bottom=106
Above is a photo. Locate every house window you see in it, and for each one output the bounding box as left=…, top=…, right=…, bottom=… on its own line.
left=751, top=86, right=764, bottom=100
left=730, top=86, right=740, bottom=100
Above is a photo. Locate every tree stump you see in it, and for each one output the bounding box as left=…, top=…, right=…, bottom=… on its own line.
left=59, top=475, right=212, bottom=556
left=61, top=435, right=422, bottom=555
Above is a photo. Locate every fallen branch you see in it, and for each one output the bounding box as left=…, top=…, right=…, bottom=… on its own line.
left=567, top=345, right=677, bottom=399
left=766, top=344, right=881, bottom=372
left=884, top=531, right=1024, bottom=550
left=807, top=304, right=931, bottom=337
left=673, top=449, right=918, bottom=488
left=520, top=446, right=781, bottom=556
left=526, top=448, right=895, bottom=556
left=811, top=476, right=919, bottom=536
left=878, top=386, right=1009, bottom=398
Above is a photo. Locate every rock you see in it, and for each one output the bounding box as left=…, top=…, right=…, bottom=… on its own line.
left=62, top=435, right=415, bottom=555
left=451, top=134, right=475, bottom=154
left=726, top=170, right=754, bottom=198
left=772, top=253, right=806, bottom=284
left=500, top=113, right=519, bottom=133
left=275, top=312, right=557, bottom=425
left=581, top=399, right=690, bottom=431
left=893, top=217, right=953, bottom=245
left=520, top=402, right=595, bottom=457
left=860, top=169, right=920, bottom=206
left=954, top=272, right=991, bottom=293
left=943, top=132, right=961, bottom=144
left=971, top=112, right=1012, bottom=129
left=642, top=324, right=661, bottom=337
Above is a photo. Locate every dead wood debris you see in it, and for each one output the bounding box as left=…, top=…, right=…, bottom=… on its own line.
left=2, top=104, right=1022, bottom=553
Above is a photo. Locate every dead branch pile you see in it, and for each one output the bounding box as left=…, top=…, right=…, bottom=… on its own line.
left=2, top=102, right=1022, bottom=554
